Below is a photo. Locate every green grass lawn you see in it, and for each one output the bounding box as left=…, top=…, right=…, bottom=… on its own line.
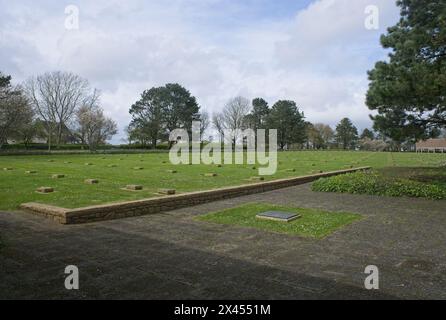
left=195, top=203, right=362, bottom=239
left=312, top=166, right=446, bottom=200
left=0, top=151, right=444, bottom=210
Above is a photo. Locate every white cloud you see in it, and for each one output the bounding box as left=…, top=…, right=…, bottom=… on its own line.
left=0, top=0, right=400, bottom=142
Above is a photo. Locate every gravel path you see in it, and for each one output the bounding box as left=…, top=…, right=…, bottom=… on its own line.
left=1, top=184, right=445, bottom=299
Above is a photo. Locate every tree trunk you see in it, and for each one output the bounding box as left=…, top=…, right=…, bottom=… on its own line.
left=280, top=142, right=285, bottom=150
left=89, top=142, right=96, bottom=152
left=0, top=135, right=6, bottom=149
left=57, top=124, right=63, bottom=148
left=47, top=130, right=52, bottom=152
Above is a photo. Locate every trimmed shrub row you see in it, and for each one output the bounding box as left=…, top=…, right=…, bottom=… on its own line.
left=312, top=170, right=446, bottom=200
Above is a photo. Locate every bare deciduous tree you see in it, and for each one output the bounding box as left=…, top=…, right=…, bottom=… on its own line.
left=75, top=103, right=118, bottom=151
left=314, top=123, right=334, bottom=145
left=24, top=71, right=94, bottom=150
left=199, top=110, right=210, bottom=140
left=220, top=96, right=251, bottom=145
left=212, top=112, right=225, bottom=143
left=0, top=74, right=33, bottom=147
left=222, top=96, right=251, bottom=131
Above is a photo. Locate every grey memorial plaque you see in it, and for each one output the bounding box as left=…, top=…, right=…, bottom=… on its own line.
left=256, top=211, right=301, bottom=222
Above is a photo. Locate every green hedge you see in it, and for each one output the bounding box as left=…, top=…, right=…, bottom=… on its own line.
left=0, top=143, right=90, bottom=150
left=312, top=171, right=446, bottom=200
left=0, top=143, right=172, bottom=151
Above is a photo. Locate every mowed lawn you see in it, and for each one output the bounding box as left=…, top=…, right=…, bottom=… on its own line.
left=196, top=203, right=362, bottom=239
left=0, top=151, right=444, bottom=210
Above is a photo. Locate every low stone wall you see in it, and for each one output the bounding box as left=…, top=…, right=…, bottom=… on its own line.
left=20, top=167, right=370, bottom=224
left=19, top=203, right=69, bottom=224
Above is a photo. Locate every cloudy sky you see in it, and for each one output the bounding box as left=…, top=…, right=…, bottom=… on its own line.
left=0, top=0, right=401, bottom=143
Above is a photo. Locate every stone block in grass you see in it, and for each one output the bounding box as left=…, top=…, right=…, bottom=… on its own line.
left=286, top=168, right=296, bottom=172
left=37, top=187, right=54, bottom=193
left=126, top=185, right=143, bottom=191
left=64, top=161, right=72, bottom=164
left=250, top=176, right=265, bottom=181
left=85, top=179, right=99, bottom=184
left=167, top=170, right=177, bottom=174
left=85, top=163, right=93, bottom=166
left=204, top=173, right=217, bottom=177
left=158, top=188, right=176, bottom=195
left=52, top=174, right=65, bottom=179
left=3, top=167, right=13, bottom=171
left=215, top=164, right=222, bottom=168
left=108, top=164, right=117, bottom=168
left=256, top=211, right=301, bottom=223
left=47, top=160, right=55, bottom=162
left=133, top=167, right=144, bottom=170
left=196, top=203, right=361, bottom=239
left=25, top=170, right=37, bottom=174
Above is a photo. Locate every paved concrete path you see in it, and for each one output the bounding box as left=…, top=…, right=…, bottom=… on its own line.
left=1, top=184, right=445, bottom=300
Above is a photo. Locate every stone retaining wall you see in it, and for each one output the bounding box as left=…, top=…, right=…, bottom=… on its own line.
left=20, top=167, right=370, bottom=224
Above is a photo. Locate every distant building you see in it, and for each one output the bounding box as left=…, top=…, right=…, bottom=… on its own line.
left=416, top=139, right=446, bottom=153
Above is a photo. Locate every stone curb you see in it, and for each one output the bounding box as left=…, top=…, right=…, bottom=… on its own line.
left=20, top=167, right=370, bottom=225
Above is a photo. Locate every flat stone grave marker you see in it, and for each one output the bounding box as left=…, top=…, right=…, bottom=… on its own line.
left=37, top=187, right=54, bottom=194
left=3, top=167, right=13, bottom=171
left=133, top=167, right=144, bottom=170
left=25, top=170, right=37, bottom=174
left=85, top=163, right=93, bottom=166
left=126, top=185, right=143, bottom=191
left=250, top=176, right=265, bottom=181
left=204, top=173, right=217, bottom=177
left=286, top=168, right=296, bottom=172
left=256, top=211, right=301, bottom=223
left=85, top=179, right=99, bottom=184
left=64, top=161, right=72, bottom=164
left=167, top=170, right=177, bottom=173
left=52, top=174, right=65, bottom=179
left=158, top=188, right=176, bottom=195
left=108, top=164, right=117, bottom=168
